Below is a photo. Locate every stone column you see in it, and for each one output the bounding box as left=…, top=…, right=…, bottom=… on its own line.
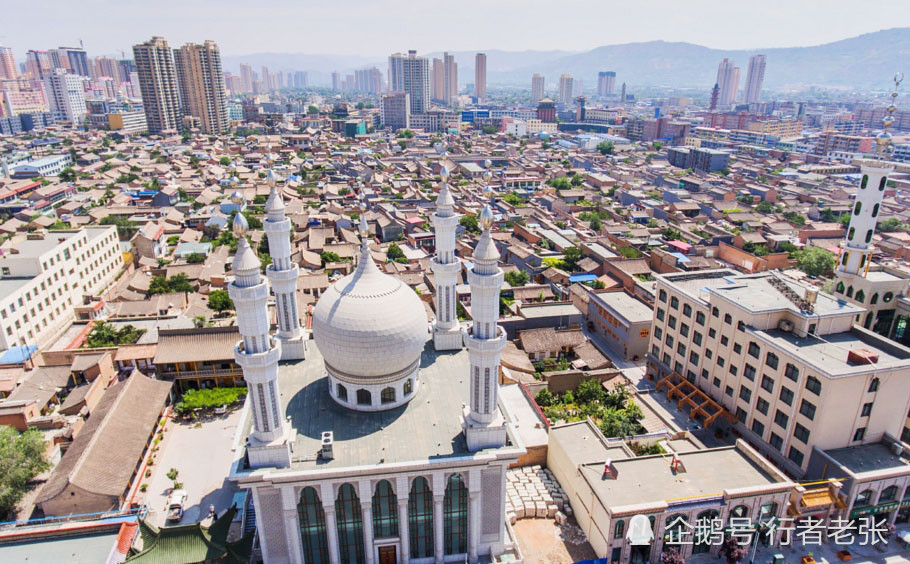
left=361, top=501, right=375, bottom=564
left=322, top=484, right=340, bottom=564
left=468, top=491, right=480, bottom=563
left=397, top=476, right=411, bottom=564
left=434, top=494, right=445, bottom=563
left=280, top=486, right=304, bottom=564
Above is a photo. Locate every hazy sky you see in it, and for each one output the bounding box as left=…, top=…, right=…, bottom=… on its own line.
left=3, top=0, right=909, bottom=58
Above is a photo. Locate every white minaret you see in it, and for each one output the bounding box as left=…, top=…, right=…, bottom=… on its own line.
left=228, top=202, right=291, bottom=468
left=463, top=205, right=508, bottom=451
left=431, top=165, right=463, bottom=350
left=263, top=169, right=306, bottom=360
left=837, top=73, right=903, bottom=279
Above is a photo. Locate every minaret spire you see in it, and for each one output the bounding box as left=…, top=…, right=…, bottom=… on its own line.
left=228, top=195, right=291, bottom=468
left=463, top=204, right=508, bottom=451
left=263, top=169, right=306, bottom=360
left=431, top=162, right=463, bottom=350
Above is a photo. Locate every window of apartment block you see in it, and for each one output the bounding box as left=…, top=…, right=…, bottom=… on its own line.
left=736, top=407, right=747, bottom=423
left=743, top=364, right=756, bottom=381
left=739, top=386, right=752, bottom=403
left=654, top=327, right=662, bottom=340
left=689, top=351, right=699, bottom=365
left=721, top=335, right=729, bottom=346
left=765, top=353, right=779, bottom=370
left=674, top=361, right=683, bottom=374
left=677, top=343, right=686, bottom=356
left=666, top=335, right=674, bottom=347
left=751, top=420, right=765, bottom=437
left=705, top=348, right=712, bottom=359
left=738, top=321, right=746, bottom=332
left=687, top=370, right=697, bottom=382
left=670, top=296, right=679, bottom=310
left=748, top=342, right=761, bottom=358
left=708, top=328, right=716, bottom=339
left=659, top=289, right=667, bottom=303
left=853, top=427, right=866, bottom=442
left=793, top=423, right=810, bottom=443
left=724, top=313, right=732, bottom=324
left=769, top=433, right=783, bottom=451
left=696, top=312, right=706, bottom=325
left=657, top=308, right=665, bottom=321
left=693, top=331, right=702, bottom=346
left=683, top=304, right=692, bottom=317
left=868, top=378, right=879, bottom=393
left=717, top=357, right=724, bottom=367
left=701, top=369, right=709, bottom=379
left=652, top=345, right=660, bottom=356
left=712, top=307, right=719, bottom=318
left=680, top=323, right=689, bottom=337
left=713, top=377, right=721, bottom=388
left=779, top=387, right=794, bottom=406
left=756, top=397, right=769, bottom=415
left=774, top=410, right=789, bottom=428
left=861, top=402, right=873, bottom=417
left=784, top=363, right=799, bottom=382
left=663, top=353, right=671, bottom=365
left=805, top=376, right=821, bottom=395
left=761, top=376, right=775, bottom=393
left=725, top=385, right=734, bottom=397
left=733, top=343, right=742, bottom=354
left=729, top=364, right=737, bottom=376
left=799, top=400, right=816, bottom=420
left=788, top=447, right=804, bottom=467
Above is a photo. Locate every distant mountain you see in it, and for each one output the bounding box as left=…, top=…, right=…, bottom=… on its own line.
left=224, top=29, right=909, bottom=90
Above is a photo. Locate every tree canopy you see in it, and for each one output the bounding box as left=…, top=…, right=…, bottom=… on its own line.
left=207, top=290, right=234, bottom=313
left=504, top=270, right=530, bottom=287
left=85, top=321, right=146, bottom=348
left=459, top=215, right=480, bottom=234
left=0, top=426, right=49, bottom=518
left=596, top=141, right=615, bottom=156
left=562, top=247, right=584, bottom=271
left=148, top=273, right=194, bottom=295
left=794, top=246, right=835, bottom=277
left=100, top=215, right=138, bottom=240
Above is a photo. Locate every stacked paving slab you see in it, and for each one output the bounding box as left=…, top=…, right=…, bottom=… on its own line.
left=505, top=465, right=571, bottom=525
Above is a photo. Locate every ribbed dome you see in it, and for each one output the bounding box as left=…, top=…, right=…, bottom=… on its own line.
left=312, top=250, right=428, bottom=380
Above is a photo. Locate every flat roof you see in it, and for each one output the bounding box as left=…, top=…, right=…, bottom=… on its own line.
left=824, top=442, right=910, bottom=475
left=592, top=291, right=653, bottom=324
left=0, top=530, right=118, bottom=564
left=1, top=231, right=79, bottom=259
left=260, top=341, right=518, bottom=472
left=865, top=269, right=907, bottom=283
left=0, top=277, right=31, bottom=296
left=550, top=422, right=626, bottom=468
left=519, top=302, right=582, bottom=319
left=709, top=273, right=860, bottom=318
left=499, top=384, right=548, bottom=449
left=581, top=445, right=780, bottom=508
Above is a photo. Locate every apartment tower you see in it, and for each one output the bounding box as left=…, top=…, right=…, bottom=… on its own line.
left=531, top=74, right=545, bottom=103
left=716, top=58, right=740, bottom=106
left=597, top=71, right=616, bottom=97
left=558, top=74, right=574, bottom=104
left=443, top=52, right=457, bottom=105
left=744, top=54, right=766, bottom=104
left=133, top=37, right=183, bottom=134
left=0, top=47, right=17, bottom=80
left=173, top=40, right=229, bottom=134
left=388, top=50, right=430, bottom=114
left=475, top=53, right=487, bottom=100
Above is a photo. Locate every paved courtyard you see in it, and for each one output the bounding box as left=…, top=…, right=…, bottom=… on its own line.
left=512, top=517, right=598, bottom=564
left=144, top=408, right=243, bottom=526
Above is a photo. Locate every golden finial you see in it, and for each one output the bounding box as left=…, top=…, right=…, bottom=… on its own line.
left=876, top=72, right=903, bottom=158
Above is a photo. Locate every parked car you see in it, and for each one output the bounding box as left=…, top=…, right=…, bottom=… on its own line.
left=166, top=489, right=188, bottom=522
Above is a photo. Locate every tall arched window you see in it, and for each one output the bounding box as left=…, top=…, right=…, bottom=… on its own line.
left=372, top=480, right=398, bottom=538
left=869, top=377, right=880, bottom=392
left=336, top=484, right=365, bottom=564
left=336, top=383, right=348, bottom=402
left=848, top=227, right=855, bottom=240
left=872, top=203, right=880, bottom=217
left=444, top=473, right=468, bottom=555
left=855, top=289, right=865, bottom=303
left=408, top=477, right=434, bottom=559
left=664, top=514, right=688, bottom=543
left=879, top=177, right=887, bottom=191
left=847, top=286, right=854, bottom=298
left=855, top=489, right=874, bottom=507
left=298, top=487, right=329, bottom=564
left=731, top=505, right=749, bottom=519
left=759, top=502, right=778, bottom=522
left=861, top=174, right=869, bottom=189
left=356, top=389, right=371, bottom=406
left=694, top=510, right=720, bottom=554
left=836, top=281, right=845, bottom=294
left=870, top=293, right=879, bottom=304
left=884, top=292, right=894, bottom=303
left=854, top=202, right=862, bottom=215
left=614, top=519, right=625, bottom=539
left=865, top=229, right=873, bottom=243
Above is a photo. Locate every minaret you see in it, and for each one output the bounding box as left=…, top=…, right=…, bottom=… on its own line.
left=263, top=169, right=306, bottom=360
left=836, top=73, right=902, bottom=280
left=463, top=205, right=508, bottom=451
left=431, top=165, right=463, bottom=350
left=228, top=200, right=291, bottom=468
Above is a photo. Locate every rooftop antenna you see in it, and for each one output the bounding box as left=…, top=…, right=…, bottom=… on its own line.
left=874, top=72, right=903, bottom=161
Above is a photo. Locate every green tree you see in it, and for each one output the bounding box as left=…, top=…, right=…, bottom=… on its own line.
left=207, top=289, right=234, bottom=314
left=755, top=201, right=775, bottom=214
left=397, top=129, right=415, bottom=139
left=320, top=251, right=342, bottom=265
left=184, top=252, right=206, bottom=264
left=219, top=156, right=231, bottom=166
left=148, top=274, right=193, bottom=295
left=459, top=215, right=480, bottom=233
left=878, top=217, right=907, bottom=233
left=576, top=378, right=607, bottom=404
left=387, top=243, right=405, bottom=261
left=59, top=168, right=77, bottom=182
left=504, top=192, right=522, bottom=206
left=794, top=246, right=835, bottom=277
left=589, top=216, right=602, bottom=232
left=661, top=228, right=683, bottom=241
left=596, top=141, right=615, bottom=156
left=100, top=215, right=138, bottom=240
left=0, top=426, right=49, bottom=518
left=782, top=211, right=806, bottom=226
left=307, top=105, right=320, bottom=114
left=504, top=270, right=530, bottom=287
left=535, top=389, right=554, bottom=407
left=481, top=125, right=498, bottom=135
left=562, top=247, right=584, bottom=271
left=85, top=321, right=146, bottom=348
left=547, top=177, right=571, bottom=190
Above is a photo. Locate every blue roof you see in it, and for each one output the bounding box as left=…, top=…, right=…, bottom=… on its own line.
left=569, top=274, right=598, bottom=283
left=0, top=345, right=38, bottom=365
left=670, top=252, right=691, bottom=263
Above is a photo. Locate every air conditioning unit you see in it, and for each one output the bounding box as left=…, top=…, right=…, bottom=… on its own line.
left=892, top=442, right=904, bottom=456
left=778, top=320, right=794, bottom=332
left=321, top=431, right=334, bottom=460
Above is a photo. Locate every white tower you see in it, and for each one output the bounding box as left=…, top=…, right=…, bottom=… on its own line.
left=228, top=203, right=291, bottom=468
left=837, top=73, right=903, bottom=279
left=432, top=165, right=463, bottom=350
left=463, top=205, right=508, bottom=451
left=263, top=170, right=306, bottom=360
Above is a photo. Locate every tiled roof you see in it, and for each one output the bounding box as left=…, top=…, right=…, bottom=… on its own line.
left=153, top=327, right=240, bottom=364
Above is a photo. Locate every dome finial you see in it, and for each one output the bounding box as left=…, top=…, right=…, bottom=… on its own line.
left=232, top=210, right=249, bottom=238
left=479, top=205, right=494, bottom=232
left=266, top=168, right=278, bottom=188
left=876, top=72, right=903, bottom=159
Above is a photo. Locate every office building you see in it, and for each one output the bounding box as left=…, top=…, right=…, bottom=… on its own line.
left=531, top=74, right=545, bottom=103
left=388, top=50, right=430, bottom=114
left=107, top=110, right=148, bottom=134
left=443, top=52, right=457, bottom=105
left=647, top=269, right=910, bottom=477
left=133, top=36, right=183, bottom=134
left=667, top=146, right=730, bottom=172
left=0, top=46, right=17, bottom=79
left=537, top=97, right=556, bottom=123
left=0, top=227, right=122, bottom=352
left=597, top=71, right=616, bottom=97
left=558, top=74, right=574, bottom=104
left=43, top=69, right=87, bottom=125
left=474, top=52, right=486, bottom=101
left=381, top=91, right=409, bottom=130
left=173, top=40, right=229, bottom=134
left=715, top=58, right=740, bottom=106
left=431, top=57, right=444, bottom=102
left=744, top=54, right=766, bottom=104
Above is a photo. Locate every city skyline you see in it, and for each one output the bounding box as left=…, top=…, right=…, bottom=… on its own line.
left=1, top=0, right=908, bottom=58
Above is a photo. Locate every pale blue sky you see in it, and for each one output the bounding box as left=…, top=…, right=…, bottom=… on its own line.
left=2, top=0, right=909, bottom=57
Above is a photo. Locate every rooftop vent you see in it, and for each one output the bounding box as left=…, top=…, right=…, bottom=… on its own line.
left=320, top=431, right=334, bottom=460
left=767, top=274, right=815, bottom=314
left=779, top=320, right=794, bottom=333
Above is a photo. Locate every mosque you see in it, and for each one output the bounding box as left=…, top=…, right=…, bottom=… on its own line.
left=227, top=171, right=524, bottom=564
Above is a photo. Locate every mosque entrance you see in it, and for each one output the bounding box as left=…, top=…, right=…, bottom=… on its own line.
left=378, top=545, right=396, bottom=564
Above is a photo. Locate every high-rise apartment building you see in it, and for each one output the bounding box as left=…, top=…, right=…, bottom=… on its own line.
left=173, top=40, right=228, bottom=134
left=716, top=58, right=740, bottom=106
left=443, top=52, right=457, bottom=105
left=132, top=36, right=183, bottom=134
left=239, top=63, right=254, bottom=92
left=381, top=90, right=409, bottom=130
left=431, top=58, right=444, bottom=102
left=260, top=66, right=272, bottom=91
left=43, top=69, right=87, bottom=124
left=56, top=47, right=90, bottom=77
left=744, top=54, right=766, bottom=104
left=474, top=53, right=486, bottom=100
left=118, top=59, right=136, bottom=84
left=293, top=71, right=307, bottom=89
left=331, top=71, right=340, bottom=91
left=354, top=67, right=382, bottom=93
left=388, top=50, right=430, bottom=114
left=558, top=74, right=574, bottom=104
left=93, top=57, right=121, bottom=84
left=26, top=50, right=53, bottom=80
left=573, top=78, right=583, bottom=98
left=531, top=74, right=545, bottom=103
left=0, top=47, right=17, bottom=80
left=597, top=71, right=616, bottom=97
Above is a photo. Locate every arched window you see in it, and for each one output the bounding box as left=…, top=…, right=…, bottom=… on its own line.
left=404, top=379, right=413, bottom=395
left=865, top=229, right=873, bottom=244
left=855, top=289, right=865, bottom=303
left=848, top=227, right=855, bottom=240
left=883, top=292, right=894, bottom=303
left=859, top=254, right=866, bottom=270
left=381, top=387, right=396, bottom=404
left=879, top=176, right=887, bottom=191
left=356, top=389, right=371, bottom=406
left=664, top=514, right=688, bottom=543
left=731, top=505, right=749, bottom=519
left=408, top=477, right=434, bottom=559
left=855, top=489, right=874, bottom=507
left=759, top=502, right=778, bottom=522
left=614, top=519, right=625, bottom=539
left=336, top=484, right=365, bottom=564
left=836, top=281, right=845, bottom=294
left=298, top=487, right=329, bottom=564
left=854, top=201, right=862, bottom=215
left=904, top=486, right=910, bottom=501
left=444, top=473, right=468, bottom=555
left=842, top=252, right=849, bottom=266
left=869, top=377, right=879, bottom=392
left=847, top=286, right=854, bottom=298
left=872, top=203, right=880, bottom=217
left=879, top=485, right=899, bottom=503
left=870, top=293, right=879, bottom=304
left=694, top=510, right=720, bottom=553
left=336, top=383, right=348, bottom=402
left=372, top=480, right=398, bottom=538
left=861, top=174, right=869, bottom=189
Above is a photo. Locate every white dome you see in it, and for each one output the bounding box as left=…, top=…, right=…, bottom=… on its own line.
left=312, top=251, right=427, bottom=384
